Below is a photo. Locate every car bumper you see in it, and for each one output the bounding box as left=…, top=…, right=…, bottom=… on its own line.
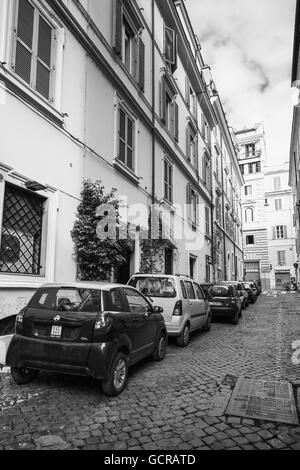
left=6, top=334, right=116, bottom=380
left=164, top=317, right=185, bottom=337
left=210, top=306, right=236, bottom=317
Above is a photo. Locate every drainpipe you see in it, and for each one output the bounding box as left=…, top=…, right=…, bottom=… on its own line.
left=151, top=0, right=156, bottom=206
left=220, top=153, right=227, bottom=281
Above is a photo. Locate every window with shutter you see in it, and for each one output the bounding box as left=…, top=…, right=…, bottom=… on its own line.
left=118, top=105, right=135, bottom=171
left=164, top=158, right=173, bottom=204
left=13, top=0, right=55, bottom=101
left=113, top=0, right=145, bottom=89
left=164, top=26, right=177, bottom=67
left=161, top=76, right=177, bottom=139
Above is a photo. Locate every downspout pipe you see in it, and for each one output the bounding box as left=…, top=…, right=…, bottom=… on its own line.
left=151, top=0, right=156, bottom=206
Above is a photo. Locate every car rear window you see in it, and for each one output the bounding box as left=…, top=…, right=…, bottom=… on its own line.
left=129, top=277, right=177, bottom=298
left=29, top=288, right=102, bottom=312
left=211, top=286, right=231, bottom=298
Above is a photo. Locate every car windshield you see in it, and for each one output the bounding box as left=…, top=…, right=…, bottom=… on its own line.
left=28, top=288, right=102, bottom=312
left=211, top=286, right=231, bottom=298
left=129, top=277, right=177, bottom=298
left=244, top=283, right=252, bottom=288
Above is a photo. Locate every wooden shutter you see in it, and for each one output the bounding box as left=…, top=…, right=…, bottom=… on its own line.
left=196, top=194, right=200, bottom=226
left=160, top=79, right=166, bottom=122
left=15, top=0, right=35, bottom=84
left=195, top=135, right=199, bottom=172
left=284, top=226, right=288, bottom=238
left=186, top=183, right=191, bottom=220
left=138, top=37, right=145, bottom=92
left=186, top=126, right=190, bottom=161
left=272, top=227, right=276, bottom=239
left=113, top=0, right=123, bottom=57
left=185, top=77, right=190, bottom=105
left=174, top=101, right=179, bottom=142
left=171, top=33, right=178, bottom=73
left=36, top=16, right=52, bottom=99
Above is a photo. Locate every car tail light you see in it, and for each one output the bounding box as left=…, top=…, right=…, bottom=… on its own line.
left=173, top=300, right=182, bottom=316
left=94, top=315, right=112, bottom=331
left=15, top=309, right=25, bottom=334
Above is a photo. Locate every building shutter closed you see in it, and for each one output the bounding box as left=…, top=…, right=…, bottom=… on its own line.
left=15, top=0, right=35, bottom=84
left=113, top=0, right=123, bottom=57
left=160, top=79, right=166, bottom=123
left=186, top=183, right=191, bottom=220
left=36, top=17, right=52, bottom=99
left=284, top=226, right=288, bottom=239
left=174, top=102, right=179, bottom=142
left=138, top=37, right=145, bottom=92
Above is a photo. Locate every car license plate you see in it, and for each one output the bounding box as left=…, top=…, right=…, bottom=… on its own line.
left=210, top=302, right=222, bottom=306
left=51, top=326, right=62, bottom=338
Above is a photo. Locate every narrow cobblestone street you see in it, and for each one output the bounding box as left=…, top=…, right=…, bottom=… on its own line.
left=1, top=292, right=300, bottom=451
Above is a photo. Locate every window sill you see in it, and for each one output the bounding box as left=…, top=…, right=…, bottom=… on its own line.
left=113, top=159, right=141, bottom=185
left=0, top=68, right=64, bottom=127
left=0, top=274, right=48, bottom=290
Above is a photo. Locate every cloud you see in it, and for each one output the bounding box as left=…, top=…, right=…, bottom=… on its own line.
left=186, top=0, right=297, bottom=164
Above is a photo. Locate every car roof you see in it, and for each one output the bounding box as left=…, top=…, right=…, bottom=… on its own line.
left=130, top=274, right=192, bottom=280
left=40, top=282, right=129, bottom=292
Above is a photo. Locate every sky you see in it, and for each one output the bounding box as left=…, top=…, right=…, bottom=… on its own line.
left=187, top=0, right=297, bottom=165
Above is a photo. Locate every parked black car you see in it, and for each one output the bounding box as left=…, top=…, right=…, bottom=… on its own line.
left=219, top=281, right=248, bottom=310
left=251, top=280, right=261, bottom=295
left=243, top=282, right=257, bottom=303
left=208, top=284, right=242, bottom=324
left=200, top=283, right=215, bottom=301
left=6, top=283, right=167, bottom=396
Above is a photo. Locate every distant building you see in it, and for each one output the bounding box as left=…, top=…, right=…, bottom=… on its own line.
left=289, top=0, right=300, bottom=282
left=235, top=123, right=271, bottom=291
left=265, top=162, right=298, bottom=289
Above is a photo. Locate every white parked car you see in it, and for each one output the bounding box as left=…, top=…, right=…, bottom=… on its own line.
left=127, top=274, right=211, bottom=347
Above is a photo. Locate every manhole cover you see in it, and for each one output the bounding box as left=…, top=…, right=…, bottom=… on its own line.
left=226, top=377, right=299, bottom=425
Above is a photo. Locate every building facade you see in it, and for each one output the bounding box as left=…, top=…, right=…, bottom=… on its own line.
left=265, top=162, right=297, bottom=289
left=0, top=0, right=243, bottom=319
left=290, top=0, right=300, bottom=282
left=235, top=123, right=271, bottom=291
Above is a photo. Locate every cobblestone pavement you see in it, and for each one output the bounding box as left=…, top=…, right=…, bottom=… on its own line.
left=1, top=291, right=300, bottom=450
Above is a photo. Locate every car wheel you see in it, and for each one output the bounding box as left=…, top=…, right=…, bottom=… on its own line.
left=203, top=312, right=212, bottom=332
left=231, top=309, right=239, bottom=325
left=152, top=332, right=167, bottom=362
left=101, top=352, right=128, bottom=396
left=10, top=367, right=39, bottom=385
left=176, top=324, right=190, bottom=347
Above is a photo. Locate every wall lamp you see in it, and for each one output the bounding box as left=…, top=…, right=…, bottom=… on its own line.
left=25, top=181, right=48, bottom=192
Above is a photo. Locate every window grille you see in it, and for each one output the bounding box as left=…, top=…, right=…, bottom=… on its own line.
left=0, top=184, right=45, bottom=275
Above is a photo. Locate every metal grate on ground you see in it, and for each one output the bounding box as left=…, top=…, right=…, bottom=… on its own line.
left=226, top=377, right=299, bottom=425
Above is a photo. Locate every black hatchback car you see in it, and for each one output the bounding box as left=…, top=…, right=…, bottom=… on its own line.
left=6, top=283, right=167, bottom=396
left=208, top=284, right=242, bottom=324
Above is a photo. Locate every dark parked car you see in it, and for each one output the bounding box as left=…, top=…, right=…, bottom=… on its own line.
left=219, top=281, right=248, bottom=310
left=251, top=280, right=261, bottom=295
left=6, top=283, right=167, bottom=396
left=200, top=283, right=215, bottom=301
left=243, top=282, right=257, bottom=303
left=208, top=284, right=242, bottom=324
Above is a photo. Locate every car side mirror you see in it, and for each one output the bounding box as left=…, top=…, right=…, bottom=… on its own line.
left=153, top=306, right=163, bottom=314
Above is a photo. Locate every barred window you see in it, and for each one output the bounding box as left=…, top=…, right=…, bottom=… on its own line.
left=13, top=0, right=56, bottom=101
left=0, top=183, right=46, bottom=275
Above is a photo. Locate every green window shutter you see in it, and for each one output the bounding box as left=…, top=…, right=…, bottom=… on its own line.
left=36, top=16, right=52, bottom=99
left=160, top=79, right=166, bottom=122
left=15, top=0, right=35, bottom=84
left=196, top=194, right=200, bottom=226
left=138, top=37, right=145, bottom=92
left=113, top=0, right=123, bottom=57
left=171, top=33, right=178, bottom=73
left=273, top=227, right=276, bottom=239
left=195, top=135, right=199, bottom=172
left=186, top=126, right=190, bottom=161
left=186, top=184, right=191, bottom=220
left=284, top=226, right=288, bottom=238
left=185, top=77, right=190, bottom=105
left=174, top=101, right=179, bottom=142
